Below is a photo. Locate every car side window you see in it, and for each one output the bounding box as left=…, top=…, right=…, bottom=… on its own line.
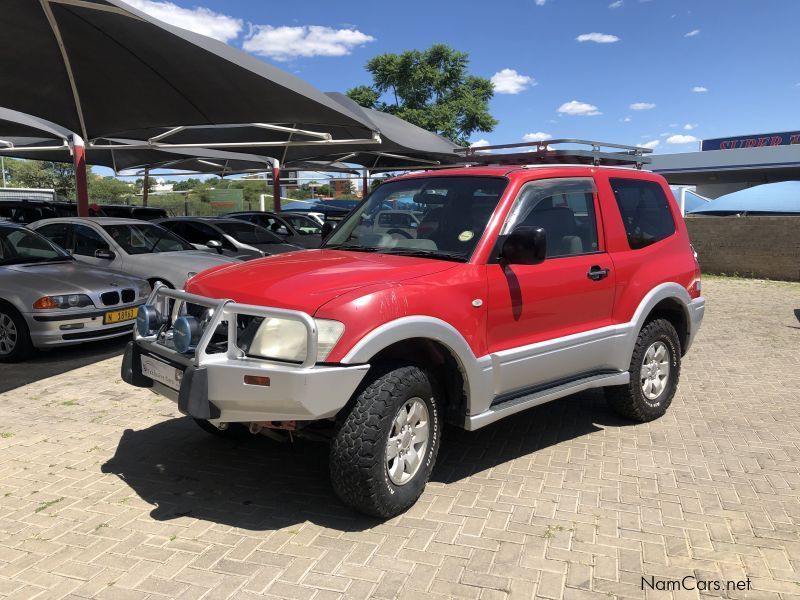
left=72, top=224, right=108, bottom=257
left=35, top=223, right=72, bottom=251
left=178, top=222, right=215, bottom=245
left=502, top=177, right=599, bottom=258
left=609, top=178, right=676, bottom=250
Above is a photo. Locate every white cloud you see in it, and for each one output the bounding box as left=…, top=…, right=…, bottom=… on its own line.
left=535, top=0, right=546, bottom=5
left=666, top=134, right=699, bottom=144
left=576, top=32, right=620, bottom=43
left=490, top=69, right=536, bottom=94
left=126, top=0, right=242, bottom=42
left=683, top=123, right=698, bottom=130
left=522, top=132, right=552, bottom=142
left=558, top=100, right=602, bottom=116
left=243, top=25, right=375, bottom=60
left=609, top=0, right=624, bottom=7
left=692, top=86, right=709, bottom=93
left=684, top=29, right=701, bottom=37
left=639, top=140, right=660, bottom=150
left=629, top=102, right=656, bottom=111
left=470, top=139, right=492, bottom=154
left=622, top=116, right=632, bottom=122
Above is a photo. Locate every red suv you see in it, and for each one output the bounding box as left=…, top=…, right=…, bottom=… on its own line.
left=122, top=141, right=704, bottom=518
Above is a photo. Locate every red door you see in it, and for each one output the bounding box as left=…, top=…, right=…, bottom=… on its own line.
left=485, top=176, right=617, bottom=396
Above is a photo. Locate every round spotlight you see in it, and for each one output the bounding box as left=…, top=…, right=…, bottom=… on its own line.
left=136, top=305, right=162, bottom=337
left=173, top=316, right=201, bottom=354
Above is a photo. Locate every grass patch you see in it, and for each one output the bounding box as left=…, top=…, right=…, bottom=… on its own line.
left=61, top=400, right=79, bottom=406
left=543, top=524, right=572, bottom=539
left=0, top=432, right=13, bottom=439
left=34, top=497, right=64, bottom=513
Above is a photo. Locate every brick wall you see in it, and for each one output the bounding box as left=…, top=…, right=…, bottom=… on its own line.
left=685, top=216, right=800, bottom=281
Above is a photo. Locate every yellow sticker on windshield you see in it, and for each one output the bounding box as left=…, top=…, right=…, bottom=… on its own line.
left=458, top=230, right=474, bottom=242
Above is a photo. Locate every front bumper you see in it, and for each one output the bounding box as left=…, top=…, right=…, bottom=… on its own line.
left=121, top=286, right=369, bottom=423
left=25, top=304, right=142, bottom=348
left=684, top=296, right=705, bottom=353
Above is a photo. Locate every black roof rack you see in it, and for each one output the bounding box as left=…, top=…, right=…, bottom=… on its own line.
left=455, top=139, right=652, bottom=169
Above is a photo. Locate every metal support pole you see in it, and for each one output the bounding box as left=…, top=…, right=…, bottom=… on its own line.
left=362, top=169, right=369, bottom=199
left=272, top=163, right=281, bottom=213
left=142, top=167, right=149, bottom=206
left=1, top=157, right=6, bottom=188
left=70, top=135, right=89, bottom=217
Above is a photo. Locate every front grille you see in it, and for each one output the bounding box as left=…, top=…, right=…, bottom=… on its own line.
left=101, top=291, right=120, bottom=306
left=121, top=289, right=135, bottom=303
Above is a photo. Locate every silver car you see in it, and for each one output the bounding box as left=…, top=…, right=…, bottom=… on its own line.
left=30, top=217, right=240, bottom=288
left=0, top=223, right=149, bottom=362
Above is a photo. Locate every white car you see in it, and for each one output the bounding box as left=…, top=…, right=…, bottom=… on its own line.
left=365, top=210, right=421, bottom=239
left=31, top=218, right=239, bottom=288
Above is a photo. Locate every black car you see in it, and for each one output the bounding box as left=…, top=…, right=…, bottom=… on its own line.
left=223, top=211, right=323, bottom=249
left=99, top=205, right=168, bottom=220
left=0, top=199, right=58, bottom=224
left=155, top=216, right=301, bottom=260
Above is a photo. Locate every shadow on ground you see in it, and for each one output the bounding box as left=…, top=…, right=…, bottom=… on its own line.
left=102, top=389, right=631, bottom=531
left=0, top=336, right=129, bottom=394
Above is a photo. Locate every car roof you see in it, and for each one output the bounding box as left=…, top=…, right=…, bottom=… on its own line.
left=33, top=217, right=154, bottom=226
left=388, top=164, right=653, bottom=182
left=159, top=216, right=231, bottom=224
left=0, top=221, right=26, bottom=229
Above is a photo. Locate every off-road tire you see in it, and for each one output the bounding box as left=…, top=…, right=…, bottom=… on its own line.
left=0, top=302, right=34, bottom=363
left=329, top=363, right=441, bottom=518
left=605, top=318, right=681, bottom=422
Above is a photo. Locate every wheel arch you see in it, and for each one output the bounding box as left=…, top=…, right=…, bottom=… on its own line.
left=628, top=283, right=692, bottom=361
left=342, top=317, right=493, bottom=426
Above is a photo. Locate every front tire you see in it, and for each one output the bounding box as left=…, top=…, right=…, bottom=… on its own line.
left=605, top=318, right=681, bottom=422
left=330, top=364, right=441, bottom=518
left=0, top=303, right=34, bottom=363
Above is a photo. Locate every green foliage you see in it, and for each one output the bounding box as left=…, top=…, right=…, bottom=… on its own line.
left=88, top=176, right=135, bottom=203
left=3, top=158, right=76, bottom=197
left=346, top=44, right=497, bottom=145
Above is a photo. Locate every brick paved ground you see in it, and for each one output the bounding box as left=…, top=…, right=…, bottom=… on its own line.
left=1, top=277, right=799, bottom=600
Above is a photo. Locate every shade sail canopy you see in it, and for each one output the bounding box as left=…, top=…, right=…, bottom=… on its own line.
left=688, top=181, right=800, bottom=215
left=2, top=0, right=376, bottom=148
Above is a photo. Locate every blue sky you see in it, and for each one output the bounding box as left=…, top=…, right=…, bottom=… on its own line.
left=122, top=0, right=800, bottom=166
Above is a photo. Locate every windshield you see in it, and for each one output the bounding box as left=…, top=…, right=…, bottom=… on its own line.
left=282, top=214, right=322, bottom=234
left=216, top=221, right=284, bottom=245
left=0, top=227, right=71, bottom=265
left=102, top=223, right=194, bottom=254
left=324, top=176, right=507, bottom=261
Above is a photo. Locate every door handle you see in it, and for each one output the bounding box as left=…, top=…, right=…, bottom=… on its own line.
left=587, top=265, right=610, bottom=281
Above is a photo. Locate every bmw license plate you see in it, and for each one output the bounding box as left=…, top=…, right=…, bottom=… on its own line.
left=140, top=354, right=183, bottom=390
left=104, top=307, right=138, bottom=325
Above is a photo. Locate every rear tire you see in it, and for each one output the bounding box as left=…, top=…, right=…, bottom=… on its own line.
left=605, top=318, right=681, bottom=422
left=330, top=364, right=441, bottom=518
left=0, top=303, right=34, bottom=363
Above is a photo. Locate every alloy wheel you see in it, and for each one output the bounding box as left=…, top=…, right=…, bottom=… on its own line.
left=386, top=397, right=430, bottom=486
left=640, top=341, right=670, bottom=401
left=0, top=313, right=18, bottom=356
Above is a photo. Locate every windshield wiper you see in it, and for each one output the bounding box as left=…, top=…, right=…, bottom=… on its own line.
left=378, top=248, right=468, bottom=262
left=324, top=244, right=382, bottom=253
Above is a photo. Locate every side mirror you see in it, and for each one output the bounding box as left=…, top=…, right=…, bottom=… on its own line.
left=320, top=222, right=335, bottom=239
left=206, top=240, right=223, bottom=254
left=500, top=226, right=546, bottom=265
left=94, top=248, right=115, bottom=260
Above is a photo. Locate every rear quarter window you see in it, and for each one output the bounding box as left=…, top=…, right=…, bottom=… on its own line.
left=609, top=178, right=676, bottom=250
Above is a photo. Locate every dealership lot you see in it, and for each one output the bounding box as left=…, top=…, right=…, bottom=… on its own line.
left=0, top=277, right=798, bottom=600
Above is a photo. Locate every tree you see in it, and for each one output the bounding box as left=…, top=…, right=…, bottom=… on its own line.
left=4, top=158, right=76, bottom=197
left=346, top=44, right=497, bottom=145
left=88, top=175, right=135, bottom=203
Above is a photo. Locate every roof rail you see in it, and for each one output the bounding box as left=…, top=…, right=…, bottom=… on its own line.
left=455, top=139, right=652, bottom=169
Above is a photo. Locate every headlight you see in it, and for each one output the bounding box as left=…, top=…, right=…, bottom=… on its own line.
left=248, top=318, right=344, bottom=363
left=173, top=315, right=201, bottom=354
left=33, top=294, right=93, bottom=309
left=136, top=305, right=164, bottom=337
left=138, top=281, right=152, bottom=299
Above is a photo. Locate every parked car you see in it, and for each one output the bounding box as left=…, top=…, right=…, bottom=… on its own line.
left=98, top=205, right=168, bottom=221
left=223, top=211, right=323, bottom=248
left=30, top=218, right=238, bottom=288
left=156, top=217, right=301, bottom=259
left=0, top=222, right=149, bottom=361
left=361, top=209, right=421, bottom=239
left=0, top=199, right=58, bottom=224
left=122, top=142, right=704, bottom=518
